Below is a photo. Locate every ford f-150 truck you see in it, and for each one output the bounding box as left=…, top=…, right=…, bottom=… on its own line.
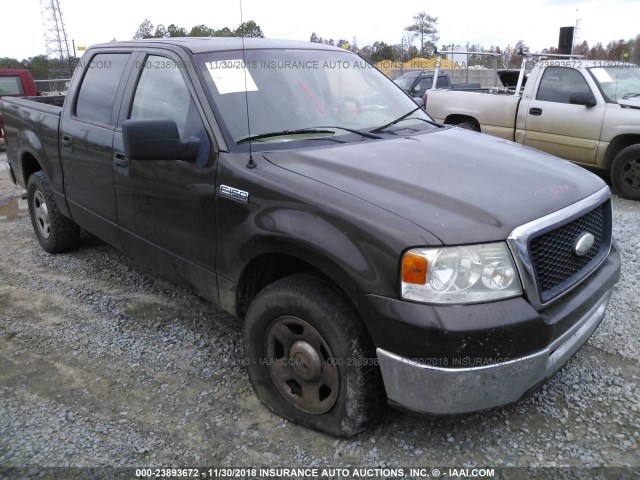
left=424, top=56, right=640, bottom=200
left=0, top=38, right=621, bottom=437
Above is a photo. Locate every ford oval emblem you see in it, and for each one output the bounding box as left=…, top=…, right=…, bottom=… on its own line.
left=573, top=232, right=595, bottom=257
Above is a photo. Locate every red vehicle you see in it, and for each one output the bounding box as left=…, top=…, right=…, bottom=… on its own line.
left=0, top=69, right=39, bottom=148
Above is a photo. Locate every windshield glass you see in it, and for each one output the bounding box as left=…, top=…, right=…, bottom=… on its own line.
left=588, top=65, right=640, bottom=102
left=196, top=49, right=434, bottom=147
left=393, top=75, right=417, bottom=91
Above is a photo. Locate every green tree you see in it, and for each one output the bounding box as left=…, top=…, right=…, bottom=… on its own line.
left=133, top=19, right=155, bottom=39
left=0, top=57, right=22, bottom=69
left=153, top=24, right=167, bottom=38
left=405, top=12, right=439, bottom=56
left=189, top=24, right=216, bottom=37
left=167, top=24, right=188, bottom=37
left=370, top=41, right=396, bottom=63
left=236, top=20, right=264, bottom=38
left=216, top=27, right=235, bottom=37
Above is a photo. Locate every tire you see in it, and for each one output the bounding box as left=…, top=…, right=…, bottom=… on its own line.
left=244, top=273, right=386, bottom=437
left=27, top=171, right=81, bottom=253
left=457, top=122, right=479, bottom=131
left=611, top=145, right=640, bottom=201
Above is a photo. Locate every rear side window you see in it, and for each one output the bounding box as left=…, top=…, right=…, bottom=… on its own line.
left=75, top=53, right=130, bottom=125
left=536, top=66, right=592, bottom=104
left=0, top=76, right=25, bottom=96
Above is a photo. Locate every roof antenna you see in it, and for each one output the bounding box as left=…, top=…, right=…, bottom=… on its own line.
left=240, top=0, right=256, bottom=169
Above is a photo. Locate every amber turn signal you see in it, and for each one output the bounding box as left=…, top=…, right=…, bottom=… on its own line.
left=402, top=252, right=428, bottom=285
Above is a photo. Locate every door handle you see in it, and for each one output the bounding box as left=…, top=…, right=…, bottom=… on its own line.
left=61, top=134, right=72, bottom=148
left=529, top=107, right=542, bottom=116
left=113, top=152, right=129, bottom=168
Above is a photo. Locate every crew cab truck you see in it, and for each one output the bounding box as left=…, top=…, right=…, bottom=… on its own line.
left=0, top=38, right=620, bottom=437
left=424, top=57, right=640, bottom=200
left=0, top=69, right=39, bottom=149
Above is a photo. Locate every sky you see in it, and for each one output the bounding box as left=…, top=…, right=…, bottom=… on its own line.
left=1, top=0, right=638, bottom=61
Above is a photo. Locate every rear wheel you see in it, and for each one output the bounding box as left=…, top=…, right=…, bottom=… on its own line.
left=611, top=145, right=640, bottom=200
left=27, top=171, right=80, bottom=253
left=244, top=274, right=385, bottom=437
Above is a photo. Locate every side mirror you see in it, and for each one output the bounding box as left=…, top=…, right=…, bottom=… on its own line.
left=569, top=91, right=597, bottom=108
left=123, top=118, right=200, bottom=161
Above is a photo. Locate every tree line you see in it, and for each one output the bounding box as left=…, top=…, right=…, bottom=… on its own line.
left=132, top=19, right=264, bottom=39
left=0, top=19, right=265, bottom=80
left=2, top=12, right=638, bottom=81
left=311, top=11, right=640, bottom=67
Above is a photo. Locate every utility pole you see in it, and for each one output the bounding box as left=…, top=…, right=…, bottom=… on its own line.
left=40, top=0, right=72, bottom=77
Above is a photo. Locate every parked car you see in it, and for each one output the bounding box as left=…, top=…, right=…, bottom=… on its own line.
left=425, top=57, right=640, bottom=200
left=0, top=69, right=39, bottom=149
left=0, top=38, right=620, bottom=436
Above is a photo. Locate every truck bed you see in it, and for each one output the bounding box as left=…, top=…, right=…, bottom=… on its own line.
left=0, top=96, right=64, bottom=190
left=425, top=89, right=522, bottom=141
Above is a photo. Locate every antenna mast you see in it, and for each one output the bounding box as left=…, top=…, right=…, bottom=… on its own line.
left=40, top=0, right=73, bottom=76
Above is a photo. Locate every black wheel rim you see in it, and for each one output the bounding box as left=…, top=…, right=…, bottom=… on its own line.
left=265, top=316, right=339, bottom=414
left=621, top=157, right=640, bottom=192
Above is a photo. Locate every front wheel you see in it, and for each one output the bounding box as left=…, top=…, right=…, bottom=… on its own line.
left=456, top=122, right=479, bottom=131
left=27, top=171, right=80, bottom=253
left=244, top=274, right=385, bottom=437
left=611, top=145, right=640, bottom=200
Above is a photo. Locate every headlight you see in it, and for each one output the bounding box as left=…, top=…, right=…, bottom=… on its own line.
left=401, top=243, right=522, bottom=304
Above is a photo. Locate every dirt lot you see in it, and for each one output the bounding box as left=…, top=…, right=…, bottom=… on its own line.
left=0, top=151, right=639, bottom=474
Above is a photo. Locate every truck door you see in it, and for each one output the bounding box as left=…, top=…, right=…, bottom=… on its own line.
left=112, top=53, right=218, bottom=302
left=523, top=66, right=605, bottom=165
left=60, top=52, right=133, bottom=248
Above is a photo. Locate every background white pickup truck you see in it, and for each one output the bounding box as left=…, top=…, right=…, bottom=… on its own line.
left=425, top=59, right=640, bottom=200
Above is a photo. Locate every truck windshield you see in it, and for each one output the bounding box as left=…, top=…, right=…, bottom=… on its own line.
left=393, top=75, right=418, bottom=91
left=196, top=49, right=434, bottom=146
left=0, top=76, right=25, bottom=96
left=588, top=65, right=640, bottom=103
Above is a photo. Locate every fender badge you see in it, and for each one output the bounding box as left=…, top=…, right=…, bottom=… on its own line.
left=573, top=232, right=595, bottom=257
left=219, top=185, right=249, bottom=204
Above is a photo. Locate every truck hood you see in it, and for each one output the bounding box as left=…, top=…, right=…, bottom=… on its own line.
left=262, top=128, right=606, bottom=245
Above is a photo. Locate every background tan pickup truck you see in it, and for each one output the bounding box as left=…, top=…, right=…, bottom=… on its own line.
left=425, top=59, right=640, bottom=200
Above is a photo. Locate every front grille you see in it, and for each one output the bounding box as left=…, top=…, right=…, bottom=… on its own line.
left=530, top=202, right=611, bottom=303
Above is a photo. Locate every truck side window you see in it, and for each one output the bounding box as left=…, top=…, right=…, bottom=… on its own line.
left=130, top=55, right=210, bottom=165
left=416, top=77, right=433, bottom=92
left=536, top=67, right=592, bottom=104
left=75, top=54, right=130, bottom=125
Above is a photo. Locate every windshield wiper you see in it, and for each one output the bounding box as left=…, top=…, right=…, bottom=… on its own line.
left=369, top=105, right=441, bottom=134
left=237, top=126, right=383, bottom=144
left=622, top=93, right=640, bottom=99
left=315, top=125, right=382, bottom=139
left=237, top=128, right=336, bottom=144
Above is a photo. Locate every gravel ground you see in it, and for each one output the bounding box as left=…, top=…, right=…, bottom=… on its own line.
left=0, top=152, right=639, bottom=473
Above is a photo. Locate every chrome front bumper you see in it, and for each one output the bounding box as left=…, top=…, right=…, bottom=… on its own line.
left=377, top=287, right=613, bottom=415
